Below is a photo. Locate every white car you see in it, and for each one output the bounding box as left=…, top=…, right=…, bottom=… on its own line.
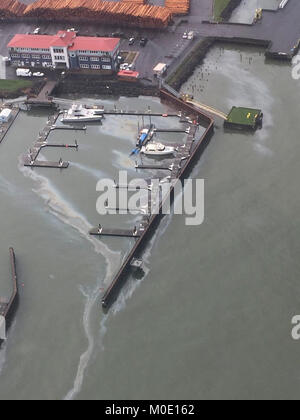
left=32, top=72, right=45, bottom=77
left=16, top=68, right=32, bottom=77
left=33, top=28, right=41, bottom=35
left=182, top=32, right=188, bottom=39
left=120, top=63, right=129, bottom=70
left=188, top=31, right=194, bottom=40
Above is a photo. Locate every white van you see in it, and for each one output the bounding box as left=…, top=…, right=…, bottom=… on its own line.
left=188, top=31, right=194, bottom=40
left=16, top=68, right=32, bottom=77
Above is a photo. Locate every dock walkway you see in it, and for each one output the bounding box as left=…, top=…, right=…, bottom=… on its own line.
left=26, top=80, right=57, bottom=107
left=186, top=100, right=228, bottom=120
left=97, top=93, right=213, bottom=309
left=23, top=112, right=78, bottom=169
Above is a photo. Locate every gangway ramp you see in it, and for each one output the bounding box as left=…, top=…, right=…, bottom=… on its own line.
left=186, top=100, right=228, bottom=120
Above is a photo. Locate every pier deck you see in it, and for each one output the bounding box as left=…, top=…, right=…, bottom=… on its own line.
left=26, top=80, right=57, bottom=107
left=90, top=228, right=142, bottom=238
left=98, top=92, right=213, bottom=310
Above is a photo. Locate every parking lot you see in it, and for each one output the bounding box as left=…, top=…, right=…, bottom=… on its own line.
left=0, top=0, right=213, bottom=82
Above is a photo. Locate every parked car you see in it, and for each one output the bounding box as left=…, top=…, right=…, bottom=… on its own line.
left=129, top=37, right=135, bottom=46
left=33, top=28, right=41, bottom=35
left=182, top=32, right=188, bottom=39
left=120, top=63, right=129, bottom=70
left=140, top=37, right=148, bottom=47
left=32, top=72, right=45, bottom=77
left=188, top=31, right=194, bottom=40
left=16, top=68, right=32, bottom=77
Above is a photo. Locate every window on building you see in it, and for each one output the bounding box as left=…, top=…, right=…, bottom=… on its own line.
left=80, top=64, right=90, bottom=69
left=79, top=56, right=88, bottom=61
left=102, top=57, right=111, bottom=63
left=90, top=57, right=100, bottom=62
left=54, top=56, right=66, bottom=61
left=91, top=64, right=101, bottom=69
left=102, top=65, right=112, bottom=70
left=53, top=48, right=64, bottom=53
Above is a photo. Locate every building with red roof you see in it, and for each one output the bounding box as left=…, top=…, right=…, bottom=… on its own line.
left=7, top=30, right=121, bottom=72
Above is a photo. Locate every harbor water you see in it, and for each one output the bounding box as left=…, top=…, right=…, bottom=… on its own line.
left=1, top=8, right=300, bottom=400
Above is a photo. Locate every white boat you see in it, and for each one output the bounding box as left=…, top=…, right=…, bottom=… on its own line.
left=61, top=104, right=104, bottom=123
left=141, top=142, right=175, bottom=157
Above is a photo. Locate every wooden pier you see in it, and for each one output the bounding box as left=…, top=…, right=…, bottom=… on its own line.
left=90, top=227, right=142, bottom=238
left=154, top=128, right=188, bottom=133
left=50, top=126, right=86, bottom=132
left=135, top=163, right=174, bottom=171
left=98, top=91, right=214, bottom=310
left=102, top=110, right=179, bottom=117
left=24, top=159, right=70, bottom=169
left=0, top=248, right=18, bottom=344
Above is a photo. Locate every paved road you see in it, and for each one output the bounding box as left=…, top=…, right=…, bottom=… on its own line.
left=188, top=0, right=300, bottom=56
left=0, top=0, right=299, bottom=83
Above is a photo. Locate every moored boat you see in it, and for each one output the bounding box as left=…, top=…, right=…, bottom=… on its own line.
left=61, top=104, right=104, bottom=123
left=141, top=142, right=175, bottom=157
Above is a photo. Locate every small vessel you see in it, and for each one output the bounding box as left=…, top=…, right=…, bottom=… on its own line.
left=131, top=125, right=154, bottom=155
left=136, top=125, right=154, bottom=148
left=141, top=142, right=175, bottom=157
left=61, top=104, right=104, bottom=123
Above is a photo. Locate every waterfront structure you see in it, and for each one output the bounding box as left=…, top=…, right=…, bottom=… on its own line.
left=7, top=31, right=120, bottom=72
left=225, top=107, right=263, bottom=131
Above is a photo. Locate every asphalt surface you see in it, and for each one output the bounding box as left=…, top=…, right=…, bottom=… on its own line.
left=0, top=0, right=299, bottom=82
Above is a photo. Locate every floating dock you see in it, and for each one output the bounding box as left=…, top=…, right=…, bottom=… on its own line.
left=90, top=227, right=142, bottom=238
left=23, top=113, right=78, bottom=169
left=98, top=91, right=214, bottom=310
left=0, top=248, right=18, bottom=344
left=224, top=106, right=263, bottom=131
